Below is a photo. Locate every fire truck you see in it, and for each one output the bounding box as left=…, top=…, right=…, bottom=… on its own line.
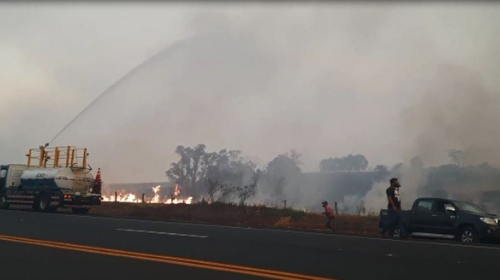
left=0, top=144, right=102, bottom=214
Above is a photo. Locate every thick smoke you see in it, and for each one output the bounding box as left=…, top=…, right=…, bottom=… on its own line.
left=404, top=64, right=500, bottom=167
left=56, top=6, right=495, bottom=178
left=51, top=5, right=415, bottom=183
left=361, top=64, right=500, bottom=213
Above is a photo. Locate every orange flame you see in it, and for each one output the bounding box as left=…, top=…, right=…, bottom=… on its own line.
left=101, top=184, right=192, bottom=204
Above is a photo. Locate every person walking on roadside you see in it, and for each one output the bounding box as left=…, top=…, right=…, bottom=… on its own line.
left=380, top=178, right=406, bottom=238
left=321, top=201, right=336, bottom=232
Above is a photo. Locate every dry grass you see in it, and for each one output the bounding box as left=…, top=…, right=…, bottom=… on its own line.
left=90, top=202, right=380, bottom=235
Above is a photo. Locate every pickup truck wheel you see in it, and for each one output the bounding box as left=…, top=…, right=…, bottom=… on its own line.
left=392, top=228, right=401, bottom=238
left=72, top=208, right=90, bottom=214
left=0, top=196, right=9, bottom=210
left=458, top=227, right=478, bottom=243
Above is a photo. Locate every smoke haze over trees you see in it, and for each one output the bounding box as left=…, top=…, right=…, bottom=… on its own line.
left=1, top=4, right=500, bottom=212
left=320, top=154, right=369, bottom=172
left=162, top=144, right=500, bottom=214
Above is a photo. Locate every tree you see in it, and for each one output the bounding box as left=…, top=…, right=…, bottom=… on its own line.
left=205, top=178, right=221, bottom=203
left=265, top=152, right=301, bottom=198
left=410, top=156, right=424, bottom=170
left=391, top=162, right=404, bottom=173
left=205, top=149, right=257, bottom=187
left=218, top=184, right=237, bottom=203
left=448, top=149, right=465, bottom=167
left=345, top=154, right=369, bottom=171
left=373, top=165, right=389, bottom=181
left=319, top=154, right=369, bottom=172
left=236, top=183, right=257, bottom=206
left=235, top=169, right=261, bottom=205
left=319, top=158, right=337, bottom=172
left=166, top=144, right=210, bottom=195
left=204, top=178, right=238, bottom=203
left=287, top=149, right=303, bottom=166
left=181, top=147, right=260, bottom=203
left=267, top=154, right=301, bottom=176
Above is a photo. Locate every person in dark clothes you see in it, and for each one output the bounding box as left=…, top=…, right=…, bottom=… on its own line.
left=380, top=178, right=406, bottom=238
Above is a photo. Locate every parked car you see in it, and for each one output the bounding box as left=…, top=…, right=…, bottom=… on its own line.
left=379, top=197, right=500, bottom=243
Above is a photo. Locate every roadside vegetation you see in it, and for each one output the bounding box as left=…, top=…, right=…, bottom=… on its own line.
left=90, top=201, right=380, bottom=235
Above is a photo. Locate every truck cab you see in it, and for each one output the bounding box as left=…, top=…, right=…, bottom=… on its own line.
left=380, top=197, right=500, bottom=243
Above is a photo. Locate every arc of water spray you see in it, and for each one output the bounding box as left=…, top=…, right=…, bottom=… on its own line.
left=49, top=36, right=197, bottom=145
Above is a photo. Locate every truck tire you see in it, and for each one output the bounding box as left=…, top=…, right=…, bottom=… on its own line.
left=458, top=226, right=478, bottom=243
left=33, top=194, right=50, bottom=212
left=72, top=208, right=90, bottom=214
left=0, top=196, right=9, bottom=210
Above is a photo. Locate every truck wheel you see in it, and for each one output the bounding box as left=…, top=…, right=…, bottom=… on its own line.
left=392, top=228, right=401, bottom=238
left=458, top=227, right=478, bottom=243
left=33, top=195, right=50, bottom=212
left=0, top=196, right=9, bottom=210
left=72, top=208, right=90, bottom=214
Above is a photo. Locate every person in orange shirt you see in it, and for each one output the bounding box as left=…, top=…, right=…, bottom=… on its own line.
left=322, top=201, right=336, bottom=232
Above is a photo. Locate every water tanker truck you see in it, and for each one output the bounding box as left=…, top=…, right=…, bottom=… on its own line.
left=0, top=145, right=102, bottom=214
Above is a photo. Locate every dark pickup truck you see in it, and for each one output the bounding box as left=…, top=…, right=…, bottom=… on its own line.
left=379, top=197, right=500, bottom=243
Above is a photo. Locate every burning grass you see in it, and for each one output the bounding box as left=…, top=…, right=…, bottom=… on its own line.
left=90, top=202, right=380, bottom=235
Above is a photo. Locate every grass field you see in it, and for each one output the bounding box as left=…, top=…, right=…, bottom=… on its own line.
left=90, top=201, right=380, bottom=235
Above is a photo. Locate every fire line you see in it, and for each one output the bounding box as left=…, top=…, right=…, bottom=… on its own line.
left=102, top=184, right=193, bottom=204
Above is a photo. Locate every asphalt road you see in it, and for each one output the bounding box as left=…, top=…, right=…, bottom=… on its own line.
left=1, top=209, right=500, bottom=280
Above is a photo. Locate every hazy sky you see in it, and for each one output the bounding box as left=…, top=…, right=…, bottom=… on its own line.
left=1, top=2, right=499, bottom=184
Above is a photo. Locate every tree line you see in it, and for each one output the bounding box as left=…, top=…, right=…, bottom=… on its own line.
left=165, top=144, right=500, bottom=212
left=165, top=144, right=375, bottom=205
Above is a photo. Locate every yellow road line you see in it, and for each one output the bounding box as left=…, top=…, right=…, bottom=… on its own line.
left=0, top=234, right=336, bottom=280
